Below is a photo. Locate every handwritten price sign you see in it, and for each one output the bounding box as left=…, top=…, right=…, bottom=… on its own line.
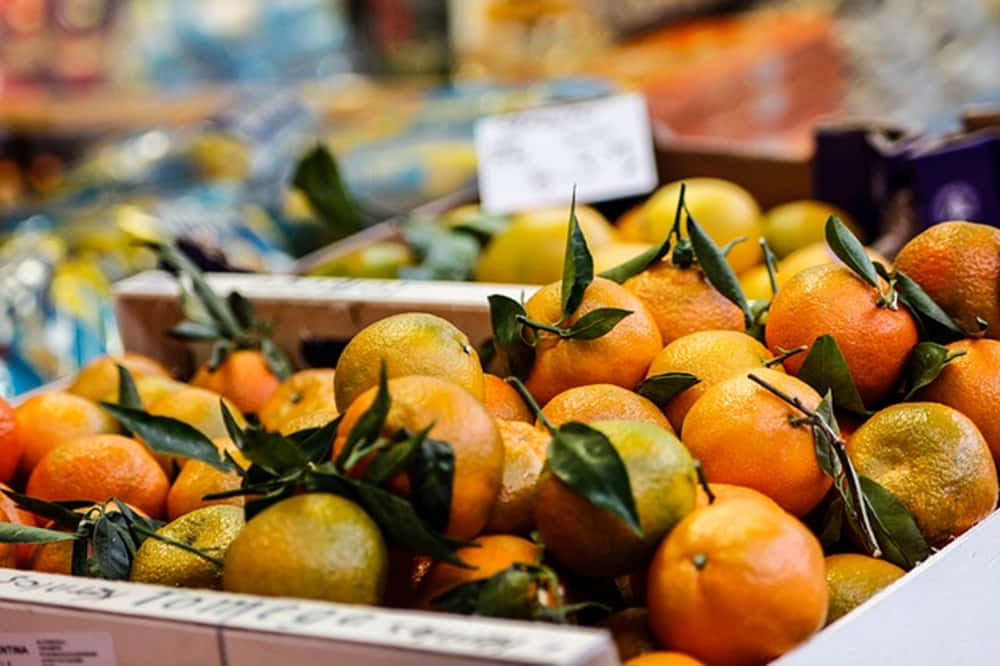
left=474, top=93, right=659, bottom=214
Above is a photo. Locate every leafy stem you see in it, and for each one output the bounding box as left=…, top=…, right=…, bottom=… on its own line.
left=746, top=373, right=881, bottom=556
left=506, top=376, right=554, bottom=434
left=131, top=523, right=224, bottom=568
left=764, top=345, right=808, bottom=368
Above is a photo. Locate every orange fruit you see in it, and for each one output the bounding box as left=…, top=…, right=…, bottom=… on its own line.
left=414, top=534, right=541, bottom=609
left=99, top=375, right=186, bottom=406
left=146, top=387, right=246, bottom=474
left=824, top=553, right=905, bottom=624
left=763, top=200, right=863, bottom=258
left=482, top=374, right=532, bottom=423
left=26, top=434, right=170, bottom=519
left=524, top=277, right=662, bottom=406
left=847, top=402, right=998, bottom=547
left=15, top=391, right=118, bottom=475
left=0, top=482, right=36, bottom=567
left=191, top=349, right=282, bottom=415
left=681, top=369, right=832, bottom=516
left=695, top=483, right=782, bottom=510
left=894, top=220, right=1000, bottom=338
left=535, top=420, right=696, bottom=577
left=67, top=352, right=171, bottom=402
left=624, top=260, right=745, bottom=345
left=739, top=242, right=888, bottom=301
left=765, top=263, right=919, bottom=406
left=258, top=368, right=337, bottom=431
left=639, top=179, right=764, bottom=274
left=918, top=338, right=1000, bottom=462
left=484, top=420, right=550, bottom=535
left=646, top=497, right=827, bottom=665
left=333, top=375, right=503, bottom=539
left=600, top=608, right=659, bottom=663
left=278, top=409, right=340, bottom=436
left=624, top=652, right=707, bottom=666
left=0, top=396, right=21, bottom=485
left=540, top=383, right=673, bottom=432
left=165, top=438, right=250, bottom=520
left=646, top=330, right=781, bottom=433
left=222, top=493, right=388, bottom=604
left=616, top=204, right=648, bottom=241
left=334, top=313, right=484, bottom=413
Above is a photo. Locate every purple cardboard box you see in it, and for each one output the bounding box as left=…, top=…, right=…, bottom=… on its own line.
left=910, top=131, right=1000, bottom=229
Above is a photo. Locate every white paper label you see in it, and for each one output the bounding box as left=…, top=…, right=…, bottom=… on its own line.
left=475, top=93, right=658, bottom=214
left=0, top=634, right=117, bottom=666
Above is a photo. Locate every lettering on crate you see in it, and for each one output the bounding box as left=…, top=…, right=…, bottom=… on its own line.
left=0, top=573, right=123, bottom=601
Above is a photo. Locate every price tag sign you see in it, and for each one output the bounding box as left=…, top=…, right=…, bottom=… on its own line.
left=475, top=93, right=658, bottom=214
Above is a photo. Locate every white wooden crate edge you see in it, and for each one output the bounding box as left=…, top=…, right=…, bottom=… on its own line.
left=0, top=568, right=616, bottom=666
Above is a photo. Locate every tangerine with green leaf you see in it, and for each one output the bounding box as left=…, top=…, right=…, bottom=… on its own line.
left=739, top=241, right=888, bottom=301
left=26, top=434, right=170, bottom=519
left=917, top=338, right=1000, bottom=462
left=332, top=375, right=503, bottom=540
left=681, top=369, right=831, bottom=517
left=824, top=553, right=904, bottom=624
left=637, top=178, right=763, bottom=274
left=646, top=330, right=782, bottom=433
left=474, top=204, right=618, bottom=284
left=763, top=200, right=863, bottom=259
left=523, top=277, right=662, bottom=406
left=847, top=402, right=997, bottom=547
left=166, top=439, right=249, bottom=520
left=334, top=313, right=484, bottom=413
left=765, top=263, right=919, bottom=405
left=222, top=492, right=388, bottom=604
left=623, top=260, right=745, bottom=345
left=130, top=504, right=245, bottom=589
left=145, top=387, right=245, bottom=475
left=534, top=419, right=697, bottom=578
left=894, top=220, right=1000, bottom=338
left=646, top=496, right=827, bottom=665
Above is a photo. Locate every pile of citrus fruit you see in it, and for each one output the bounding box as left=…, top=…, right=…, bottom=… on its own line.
left=2, top=183, right=1000, bottom=666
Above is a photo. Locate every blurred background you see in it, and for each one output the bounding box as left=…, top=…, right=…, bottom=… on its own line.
left=1, top=0, right=999, bottom=395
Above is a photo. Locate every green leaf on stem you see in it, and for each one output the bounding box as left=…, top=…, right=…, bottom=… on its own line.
left=560, top=191, right=595, bottom=321
left=364, top=433, right=422, bottom=487
left=288, top=416, right=341, bottom=464
left=71, top=538, right=89, bottom=577
left=599, top=238, right=672, bottom=284
left=154, top=242, right=243, bottom=339
left=548, top=422, right=641, bottom=536
left=562, top=308, right=632, bottom=340
left=93, top=517, right=131, bottom=580
left=408, top=437, right=455, bottom=533
left=858, top=476, right=931, bottom=570
left=0, top=522, right=77, bottom=544
left=227, top=292, right=255, bottom=330
left=795, top=335, right=868, bottom=416
left=351, top=482, right=468, bottom=567
left=811, top=390, right=843, bottom=479
left=635, top=372, right=701, bottom=406
left=900, top=342, right=965, bottom=401
left=335, top=364, right=391, bottom=471
left=291, top=144, right=363, bottom=240
left=1, top=489, right=88, bottom=528
left=100, top=403, right=236, bottom=472
left=260, top=337, right=294, bottom=381
left=115, top=365, right=144, bottom=411
left=895, top=270, right=966, bottom=339
left=825, top=216, right=879, bottom=288
left=488, top=295, right=535, bottom=380
left=238, top=426, right=309, bottom=477
left=817, top=496, right=845, bottom=549
left=208, top=340, right=234, bottom=372
left=760, top=238, right=780, bottom=298
left=686, top=209, right=753, bottom=328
